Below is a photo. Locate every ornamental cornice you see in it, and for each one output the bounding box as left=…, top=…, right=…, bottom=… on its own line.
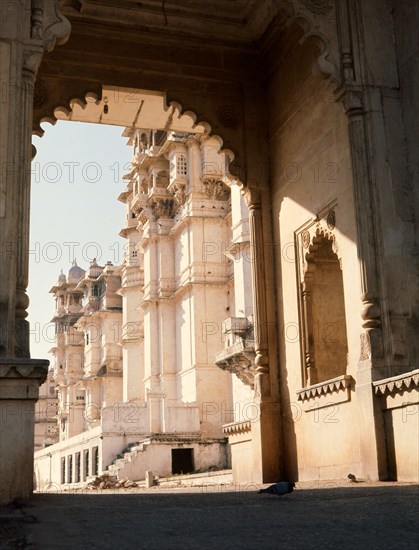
left=296, top=374, right=354, bottom=402
left=223, top=420, right=252, bottom=436
left=170, top=281, right=193, bottom=302
left=373, top=369, right=419, bottom=396
left=224, top=240, right=251, bottom=261
left=0, top=358, right=49, bottom=381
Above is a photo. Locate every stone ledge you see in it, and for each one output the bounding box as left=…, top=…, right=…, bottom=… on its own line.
left=373, top=369, right=419, bottom=396
left=296, top=375, right=354, bottom=403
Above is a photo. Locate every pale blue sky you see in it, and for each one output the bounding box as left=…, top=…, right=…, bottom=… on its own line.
left=29, top=121, right=131, bottom=361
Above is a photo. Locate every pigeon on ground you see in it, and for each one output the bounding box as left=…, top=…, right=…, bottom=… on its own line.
left=347, top=473, right=357, bottom=483
left=258, top=481, right=295, bottom=495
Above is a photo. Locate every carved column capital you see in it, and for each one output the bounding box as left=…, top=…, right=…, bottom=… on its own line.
left=241, top=186, right=262, bottom=210
left=150, top=198, right=177, bottom=220
left=343, top=89, right=364, bottom=117
left=202, top=178, right=230, bottom=201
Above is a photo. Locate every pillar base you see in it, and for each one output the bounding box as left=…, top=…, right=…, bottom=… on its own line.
left=251, top=397, right=281, bottom=484
left=356, top=361, right=388, bottom=480
left=0, top=358, right=49, bottom=503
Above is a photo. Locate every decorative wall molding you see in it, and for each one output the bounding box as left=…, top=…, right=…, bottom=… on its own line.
left=373, top=369, right=419, bottom=396
left=223, top=420, right=251, bottom=436
left=297, top=374, right=354, bottom=402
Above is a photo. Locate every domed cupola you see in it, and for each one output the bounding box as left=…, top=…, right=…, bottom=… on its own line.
left=86, top=258, right=103, bottom=279
left=68, top=260, right=86, bottom=284
left=57, top=269, right=67, bottom=286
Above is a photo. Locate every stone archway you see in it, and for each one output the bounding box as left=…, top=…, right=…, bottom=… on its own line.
left=2, top=0, right=407, bottom=499
left=0, top=0, right=342, bottom=501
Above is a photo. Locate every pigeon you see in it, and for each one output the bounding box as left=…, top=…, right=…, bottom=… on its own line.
left=258, top=481, right=295, bottom=495
left=347, top=473, right=357, bottom=483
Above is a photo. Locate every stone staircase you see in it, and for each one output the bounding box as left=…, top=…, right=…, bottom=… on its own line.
left=105, top=440, right=151, bottom=481
left=104, top=435, right=226, bottom=482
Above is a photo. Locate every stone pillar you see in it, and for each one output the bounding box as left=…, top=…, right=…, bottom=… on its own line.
left=336, top=0, right=396, bottom=479
left=0, top=359, right=49, bottom=502
left=142, top=219, right=162, bottom=432
left=343, top=91, right=384, bottom=367
left=0, top=1, right=70, bottom=502
left=243, top=188, right=280, bottom=483
left=336, top=0, right=389, bottom=479
left=342, top=91, right=388, bottom=480
left=156, top=220, right=176, bottom=405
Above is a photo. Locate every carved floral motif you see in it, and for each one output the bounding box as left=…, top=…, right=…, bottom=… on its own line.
left=359, top=332, right=371, bottom=361
left=217, top=105, right=240, bottom=128
left=202, top=178, right=230, bottom=201
left=302, top=230, right=310, bottom=249
left=327, top=210, right=336, bottom=230
left=151, top=198, right=176, bottom=219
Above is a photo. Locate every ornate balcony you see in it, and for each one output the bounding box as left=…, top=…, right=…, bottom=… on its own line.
left=215, top=317, right=256, bottom=388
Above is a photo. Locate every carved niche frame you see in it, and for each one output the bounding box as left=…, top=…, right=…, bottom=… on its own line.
left=294, top=199, right=350, bottom=395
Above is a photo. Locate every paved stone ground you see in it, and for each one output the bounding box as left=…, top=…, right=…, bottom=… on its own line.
left=1, top=482, right=418, bottom=549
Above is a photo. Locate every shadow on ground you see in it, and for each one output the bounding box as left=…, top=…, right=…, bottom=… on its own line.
left=1, top=484, right=418, bottom=549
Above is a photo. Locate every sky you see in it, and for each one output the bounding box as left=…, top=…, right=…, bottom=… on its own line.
left=29, top=120, right=131, bottom=361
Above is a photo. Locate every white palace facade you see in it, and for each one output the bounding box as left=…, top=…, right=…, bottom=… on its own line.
left=34, top=129, right=256, bottom=487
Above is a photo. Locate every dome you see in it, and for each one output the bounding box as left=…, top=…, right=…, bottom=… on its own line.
left=68, top=260, right=86, bottom=284
left=86, top=258, right=103, bottom=279
left=57, top=269, right=66, bottom=286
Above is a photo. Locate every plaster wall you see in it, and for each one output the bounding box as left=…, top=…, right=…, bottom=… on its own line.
left=269, top=40, right=362, bottom=480
left=123, top=342, right=144, bottom=401
left=231, top=377, right=254, bottom=424
left=228, top=432, right=253, bottom=484
left=382, top=389, right=419, bottom=482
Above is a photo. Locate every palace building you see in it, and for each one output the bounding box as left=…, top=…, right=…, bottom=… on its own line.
left=34, top=129, right=258, bottom=486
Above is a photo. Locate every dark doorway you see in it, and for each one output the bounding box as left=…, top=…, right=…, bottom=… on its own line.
left=171, top=448, right=194, bottom=475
